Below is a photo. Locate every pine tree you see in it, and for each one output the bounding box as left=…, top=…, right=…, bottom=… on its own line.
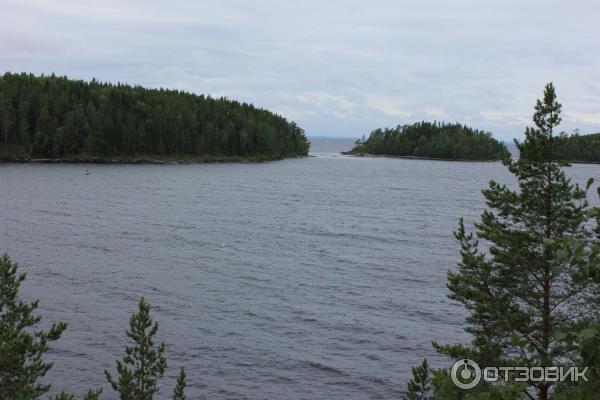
left=434, top=83, right=600, bottom=400
left=403, top=359, right=431, bottom=400
left=49, top=389, right=103, bottom=400
left=0, top=254, right=67, bottom=399
left=172, top=368, right=186, bottom=400
left=549, top=205, right=600, bottom=399
left=0, top=253, right=102, bottom=399
left=105, top=297, right=167, bottom=400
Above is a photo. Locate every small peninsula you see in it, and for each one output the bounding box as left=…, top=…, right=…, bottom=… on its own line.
left=348, top=121, right=508, bottom=161
left=554, top=132, right=600, bottom=163
left=0, top=73, right=309, bottom=162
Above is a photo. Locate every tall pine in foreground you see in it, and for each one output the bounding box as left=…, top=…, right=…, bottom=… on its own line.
left=434, top=83, right=600, bottom=400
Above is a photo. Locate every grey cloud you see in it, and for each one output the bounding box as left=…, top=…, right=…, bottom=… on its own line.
left=1, top=0, right=599, bottom=140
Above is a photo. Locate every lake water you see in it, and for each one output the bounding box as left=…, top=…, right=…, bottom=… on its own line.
left=1, top=138, right=598, bottom=399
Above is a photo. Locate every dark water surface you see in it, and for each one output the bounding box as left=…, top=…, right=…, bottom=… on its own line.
left=1, top=138, right=598, bottom=399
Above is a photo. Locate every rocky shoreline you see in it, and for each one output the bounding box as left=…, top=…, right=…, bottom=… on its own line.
left=340, top=151, right=500, bottom=162
left=0, top=155, right=307, bottom=164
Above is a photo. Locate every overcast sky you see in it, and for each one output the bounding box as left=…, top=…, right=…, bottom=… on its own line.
left=1, top=0, right=599, bottom=140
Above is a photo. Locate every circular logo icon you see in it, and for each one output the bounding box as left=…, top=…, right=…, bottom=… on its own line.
left=450, top=359, right=481, bottom=389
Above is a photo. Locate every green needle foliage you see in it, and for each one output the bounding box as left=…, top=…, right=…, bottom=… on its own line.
left=0, top=254, right=101, bottom=400
left=105, top=298, right=168, bottom=400
left=48, top=390, right=102, bottom=400
left=172, top=368, right=186, bottom=400
left=549, top=225, right=600, bottom=399
left=0, top=254, right=67, bottom=399
left=0, top=253, right=187, bottom=400
left=403, top=359, right=431, bottom=400
left=432, top=83, right=600, bottom=400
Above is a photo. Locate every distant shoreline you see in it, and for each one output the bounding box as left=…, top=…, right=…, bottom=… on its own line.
left=341, top=152, right=600, bottom=165
left=340, top=151, right=500, bottom=162
left=0, top=155, right=306, bottom=164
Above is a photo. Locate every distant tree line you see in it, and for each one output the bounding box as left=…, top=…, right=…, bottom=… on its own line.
left=350, top=121, right=508, bottom=160
left=554, top=132, right=600, bottom=163
left=0, top=72, right=309, bottom=161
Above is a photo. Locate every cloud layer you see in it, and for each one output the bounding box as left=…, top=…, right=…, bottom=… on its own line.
left=2, top=0, right=599, bottom=139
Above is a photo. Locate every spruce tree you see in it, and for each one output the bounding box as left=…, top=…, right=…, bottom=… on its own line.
left=105, top=298, right=167, bottom=400
left=434, top=83, right=600, bottom=400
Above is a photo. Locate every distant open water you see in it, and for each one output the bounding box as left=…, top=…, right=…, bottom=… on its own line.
left=0, top=138, right=598, bottom=399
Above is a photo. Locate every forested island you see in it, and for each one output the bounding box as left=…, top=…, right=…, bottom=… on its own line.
left=554, top=132, right=600, bottom=163
left=348, top=121, right=508, bottom=161
left=0, top=73, right=309, bottom=162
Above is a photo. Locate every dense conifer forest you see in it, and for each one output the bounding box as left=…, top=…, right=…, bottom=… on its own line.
left=0, top=73, right=309, bottom=161
left=349, top=121, right=508, bottom=160
left=554, top=132, right=600, bottom=163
